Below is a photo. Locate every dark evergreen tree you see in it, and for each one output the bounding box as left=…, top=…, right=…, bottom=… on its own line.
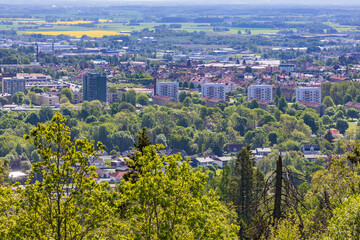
left=233, top=145, right=255, bottom=220
left=124, top=128, right=152, bottom=183
left=276, top=86, right=281, bottom=98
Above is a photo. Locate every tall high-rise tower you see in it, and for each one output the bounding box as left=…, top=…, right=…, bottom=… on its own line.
left=83, top=73, right=107, bottom=103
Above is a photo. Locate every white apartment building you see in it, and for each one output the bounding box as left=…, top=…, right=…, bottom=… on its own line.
left=279, top=64, right=296, bottom=73
left=247, top=85, right=273, bottom=102
left=201, top=83, right=226, bottom=101
left=156, top=82, right=179, bottom=100
left=2, top=77, right=26, bottom=95
left=296, top=87, right=321, bottom=104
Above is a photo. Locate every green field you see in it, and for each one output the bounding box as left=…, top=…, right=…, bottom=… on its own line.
left=6, top=16, right=359, bottom=38
left=3, top=18, right=283, bottom=37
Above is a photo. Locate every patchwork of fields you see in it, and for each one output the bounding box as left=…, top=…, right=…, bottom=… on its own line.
left=0, top=18, right=357, bottom=38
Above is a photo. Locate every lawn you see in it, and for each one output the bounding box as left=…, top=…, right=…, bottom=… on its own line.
left=345, top=121, right=359, bottom=138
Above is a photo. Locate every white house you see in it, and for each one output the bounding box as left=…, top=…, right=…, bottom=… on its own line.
left=302, top=144, right=320, bottom=155
left=193, top=157, right=215, bottom=167
left=212, top=156, right=232, bottom=168
left=90, top=159, right=105, bottom=168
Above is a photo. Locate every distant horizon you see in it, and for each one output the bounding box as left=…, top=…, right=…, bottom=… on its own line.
left=0, top=0, right=360, bottom=7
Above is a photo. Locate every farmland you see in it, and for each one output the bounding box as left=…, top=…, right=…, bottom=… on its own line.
left=20, top=30, right=130, bottom=38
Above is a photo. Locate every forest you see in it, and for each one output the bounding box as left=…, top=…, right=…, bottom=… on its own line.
left=0, top=109, right=360, bottom=239
left=0, top=80, right=359, bottom=238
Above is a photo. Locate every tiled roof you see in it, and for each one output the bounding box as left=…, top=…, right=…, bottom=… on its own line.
left=298, top=101, right=321, bottom=108
left=201, top=97, right=221, bottom=103
left=153, top=95, right=173, bottom=101
left=345, top=101, right=360, bottom=109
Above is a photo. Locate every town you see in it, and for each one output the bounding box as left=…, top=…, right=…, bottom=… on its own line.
left=1, top=3, right=360, bottom=239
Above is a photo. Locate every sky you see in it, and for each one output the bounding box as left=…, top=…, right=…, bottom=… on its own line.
left=0, top=0, right=360, bottom=6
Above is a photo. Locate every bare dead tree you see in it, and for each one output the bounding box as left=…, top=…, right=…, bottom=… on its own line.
left=244, top=156, right=307, bottom=239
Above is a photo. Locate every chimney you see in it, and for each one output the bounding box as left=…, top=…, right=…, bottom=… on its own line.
left=154, top=78, right=157, bottom=95
left=36, top=43, right=39, bottom=62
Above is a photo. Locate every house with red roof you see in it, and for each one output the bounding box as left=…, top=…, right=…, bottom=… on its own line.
left=110, top=171, right=127, bottom=182
left=201, top=96, right=221, bottom=108
left=326, top=129, right=341, bottom=138
left=298, top=101, right=322, bottom=113
left=345, top=101, right=360, bottom=111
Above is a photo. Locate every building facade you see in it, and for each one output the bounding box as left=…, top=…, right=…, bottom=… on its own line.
left=247, top=85, right=273, bottom=102
left=296, top=87, right=321, bottom=104
left=2, top=77, right=26, bottom=95
left=107, top=92, right=123, bottom=104
left=34, top=93, right=60, bottom=106
left=83, top=73, right=107, bottom=102
left=155, top=82, right=179, bottom=100
left=279, top=64, right=296, bottom=73
left=201, top=83, right=225, bottom=101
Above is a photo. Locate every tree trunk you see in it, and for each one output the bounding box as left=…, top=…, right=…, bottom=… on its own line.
left=273, top=156, right=282, bottom=222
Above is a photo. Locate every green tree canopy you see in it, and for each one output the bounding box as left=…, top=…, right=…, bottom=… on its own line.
left=322, top=96, right=335, bottom=108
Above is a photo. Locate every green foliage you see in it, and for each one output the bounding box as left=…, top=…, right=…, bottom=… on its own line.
left=325, top=194, right=360, bottom=239
left=277, top=96, right=288, bottom=112
left=336, top=118, right=349, bottom=134
left=111, top=102, right=136, bottom=114
left=12, top=92, right=27, bottom=105
left=347, top=108, right=359, bottom=119
left=248, top=99, right=259, bottom=109
left=136, top=92, right=149, bottom=106
left=122, top=89, right=137, bottom=106
left=110, top=131, right=134, bottom=152
left=39, top=104, right=54, bottom=122
left=60, top=88, right=74, bottom=102
left=322, top=81, right=360, bottom=105
left=0, top=113, right=112, bottom=239
left=118, top=145, right=239, bottom=239
left=322, top=96, right=335, bottom=108
left=268, top=218, right=301, bottom=240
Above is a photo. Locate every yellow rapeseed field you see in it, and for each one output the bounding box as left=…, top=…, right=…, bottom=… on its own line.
left=20, top=30, right=130, bottom=38
left=98, top=19, right=113, bottom=23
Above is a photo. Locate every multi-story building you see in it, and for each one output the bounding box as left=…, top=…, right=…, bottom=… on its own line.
left=247, top=85, right=273, bottom=102
left=201, top=83, right=225, bottom=101
left=2, top=77, right=26, bottom=95
left=34, top=93, right=60, bottom=106
left=279, top=64, right=296, bottom=73
left=73, top=92, right=83, bottom=104
left=83, top=73, right=107, bottom=103
left=107, top=92, right=123, bottom=104
left=155, top=81, right=179, bottom=100
left=296, top=87, right=321, bottom=104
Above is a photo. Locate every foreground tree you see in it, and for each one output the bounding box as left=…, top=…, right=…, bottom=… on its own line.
left=117, top=144, right=239, bottom=239
left=1, top=113, right=115, bottom=239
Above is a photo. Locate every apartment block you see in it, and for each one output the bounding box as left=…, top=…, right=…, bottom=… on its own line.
left=73, top=92, right=83, bottom=104
left=108, top=92, right=123, bottom=104
left=247, top=85, right=273, bottom=102
left=2, top=77, right=26, bottom=95
left=279, top=64, right=296, bottom=73
left=83, top=73, right=107, bottom=103
left=296, top=87, right=321, bottom=104
left=201, top=83, right=225, bottom=101
left=155, top=81, right=179, bottom=100
left=34, top=93, right=60, bottom=106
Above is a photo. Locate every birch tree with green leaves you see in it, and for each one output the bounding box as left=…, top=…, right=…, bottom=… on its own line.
left=1, top=113, right=116, bottom=239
